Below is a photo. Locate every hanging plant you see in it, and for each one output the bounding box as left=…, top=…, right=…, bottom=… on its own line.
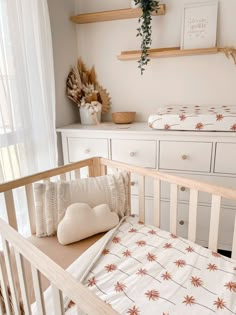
left=134, top=0, right=160, bottom=74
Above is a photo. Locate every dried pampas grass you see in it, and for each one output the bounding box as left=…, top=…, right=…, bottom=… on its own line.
left=96, top=85, right=111, bottom=114
left=66, top=58, right=111, bottom=114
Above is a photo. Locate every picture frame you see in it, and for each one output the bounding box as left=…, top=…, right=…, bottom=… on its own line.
left=181, top=0, right=218, bottom=50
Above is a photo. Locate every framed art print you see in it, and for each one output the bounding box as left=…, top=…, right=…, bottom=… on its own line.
left=181, top=0, right=218, bottom=49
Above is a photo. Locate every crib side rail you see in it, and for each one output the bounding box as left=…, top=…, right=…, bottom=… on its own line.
left=0, top=158, right=96, bottom=234
left=0, top=218, right=118, bottom=315
left=0, top=158, right=94, bottom=193
left=100, top=158, right=236, bottom=201
left=100, top=158, right=236, bottom=259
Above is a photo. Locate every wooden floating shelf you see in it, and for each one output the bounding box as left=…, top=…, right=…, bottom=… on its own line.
left=117, top=47, right=219, bottom=60
left=70, top=5, right=166, bottom=24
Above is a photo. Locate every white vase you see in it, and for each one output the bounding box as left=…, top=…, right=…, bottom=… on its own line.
left=79, top=107, right=101, bottom=125
left=131, top=0, right=141, bottom=8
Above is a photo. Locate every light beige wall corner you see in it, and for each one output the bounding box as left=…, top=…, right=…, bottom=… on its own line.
left=75, top=0, right=236, bottom=122
left=47, top=0, right=78, bottom=164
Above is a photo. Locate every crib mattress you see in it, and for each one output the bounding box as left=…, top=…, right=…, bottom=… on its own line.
left=148, top=105, right=236, bottom=131
left=64, top=216, right=236, bottom=315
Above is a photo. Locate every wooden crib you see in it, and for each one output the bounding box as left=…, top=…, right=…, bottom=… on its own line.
left=0, top=156, right=236, bottom=315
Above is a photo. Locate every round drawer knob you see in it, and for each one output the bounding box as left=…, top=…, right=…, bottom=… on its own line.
left=179, top=220, right=185, bottom=226
left=181, top=154, right=188, bottom=160
left=180, top=186, right=186, bottom=192
left=130, top=181, right=136, bottom=186
left=84, top=149, right=90, bottom=154
left=129, top=152, right=136, bottom=157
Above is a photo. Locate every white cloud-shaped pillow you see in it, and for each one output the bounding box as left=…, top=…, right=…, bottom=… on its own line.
left=57, top=203, right=119, bottom=245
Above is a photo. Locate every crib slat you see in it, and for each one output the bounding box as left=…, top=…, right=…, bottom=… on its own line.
left=74, top=169, right=81, bottom=179
left=170, top=184, right=178, bottom=235
left=2, top=238, right=20, bottom=314
left=208, top=195, right=221, bottom=252
left=25, top=184, right=36, bottom=235
left=4, top=190, right=18, bottom=230
left=0, top=252, right=11, bottom=315
left=100, top=164, right=107, bottom=176
left=60, top=173, right=66, bottom=181
left=231, top=215, right=236, bottom=260
left=88, top=164, right=96, bottom=177
left=0, top=300, right=4, bottom=315
left=138, top=175, right=145, bottom=222
left=31, top=266, right=45, bottom=314
left=52, top=284, right=64, bottom=315
left=60, top=173, right=71, bottom=181
left=14, top=250, right=31, bottom=315
left=188, top=189, right=199, bottom=242
left=127, top=172, right=131, bottom=213
left=153, top=179, right=161, bottom=228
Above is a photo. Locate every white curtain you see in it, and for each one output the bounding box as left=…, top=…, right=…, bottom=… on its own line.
left=0, top=0, right=57, bottom=235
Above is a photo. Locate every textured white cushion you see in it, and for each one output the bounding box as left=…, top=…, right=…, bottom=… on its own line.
left=33, top=172, right=129, bottom=237
left=57, top=203, right=119, bottom=245
left=33, top=181, right=71, bottom=237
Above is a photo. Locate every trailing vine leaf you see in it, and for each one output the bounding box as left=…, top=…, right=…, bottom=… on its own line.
left=134, top=0, right=160, bottom=74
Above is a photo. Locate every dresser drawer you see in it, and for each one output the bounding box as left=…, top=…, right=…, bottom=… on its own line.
left=214, top=143, right=236, bottom=174
left=159, top=141, right=212, bottom=172
left=111, top=139, right=156, bottom=168
left=68, top=138, right=109, bottom=162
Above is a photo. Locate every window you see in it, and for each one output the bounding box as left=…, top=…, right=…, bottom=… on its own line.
left=0, top=0, right=57, bottom=237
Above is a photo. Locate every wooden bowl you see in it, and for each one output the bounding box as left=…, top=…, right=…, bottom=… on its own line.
left=112, top=112, right=136, bottom=124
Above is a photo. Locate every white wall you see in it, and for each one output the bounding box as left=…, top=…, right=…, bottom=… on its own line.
left=76, top=0, right=236, bottom=122
left=47, top=0, right=78, bottom=164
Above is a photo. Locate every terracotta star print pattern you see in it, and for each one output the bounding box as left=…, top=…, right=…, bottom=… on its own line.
left=67, top=216, right=236, bottom=314
left=148, top=105, right=236, bottom=131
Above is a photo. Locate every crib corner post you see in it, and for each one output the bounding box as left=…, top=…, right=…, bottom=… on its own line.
left=88, top=157, right=106, bottom=177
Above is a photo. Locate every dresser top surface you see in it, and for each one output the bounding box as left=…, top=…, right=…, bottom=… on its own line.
left=57, top=122, right=150, bottom=132
left=57, top=122, right=236, bottom=138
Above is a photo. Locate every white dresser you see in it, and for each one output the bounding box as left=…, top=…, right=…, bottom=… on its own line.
left=57, top=122, right=236, bottom=250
